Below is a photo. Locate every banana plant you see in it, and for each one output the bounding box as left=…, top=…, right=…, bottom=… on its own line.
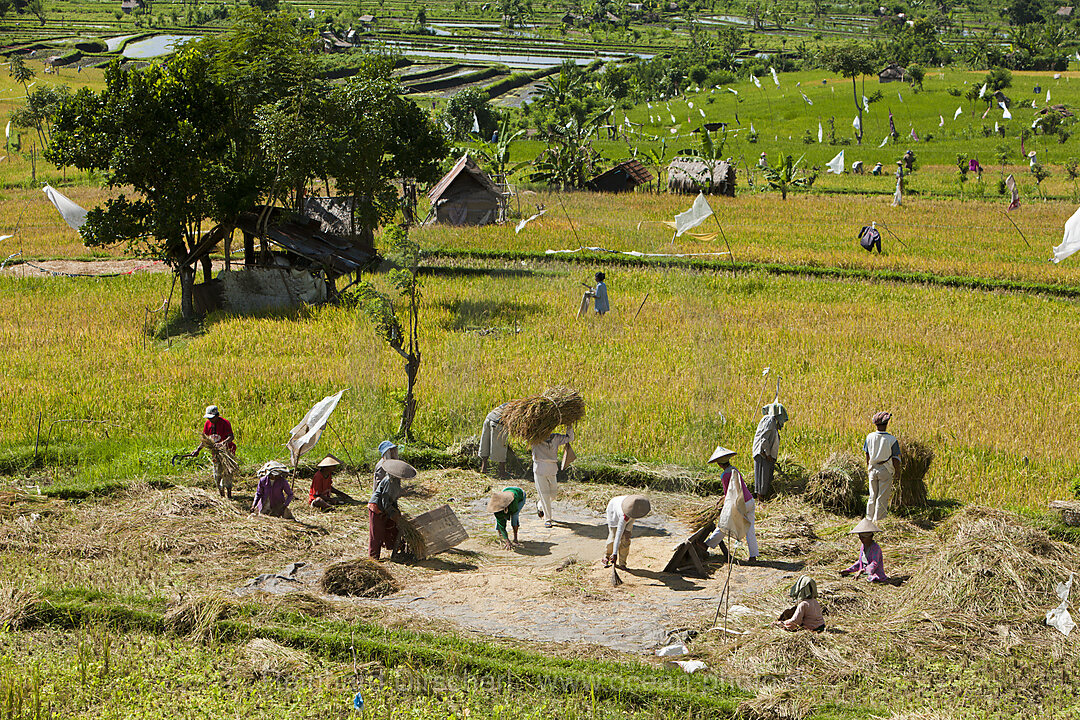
left=763, top=154, right=816, bottom=200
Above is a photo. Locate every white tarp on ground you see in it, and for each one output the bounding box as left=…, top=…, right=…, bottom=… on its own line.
left=1046, top=572, right=1075, bottom=636
left=673, top=193, right=713, bottom=236
left=42, top=184, right=88, bottom=232
left=287, top=389, right=346, bottom=466
left=1052, top=206, right=1080, bottom=263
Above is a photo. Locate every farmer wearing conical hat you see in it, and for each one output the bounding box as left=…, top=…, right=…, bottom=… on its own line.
left=864, top=412, right=901, bottom=523
left=603, top=494, right=651, bottom=569
left=840, top=517, right=888, bottom=583
left=368, top=442, right=416, bottom=560
left=308, top=455, right=342, bottom=511
left=488, top=486, right=526, bottom=550
left=752, top=402, right=788, bottom=500
left=702, top=446, right=758, bottom=562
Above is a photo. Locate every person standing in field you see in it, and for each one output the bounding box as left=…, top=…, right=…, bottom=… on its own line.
left=368, top=442, right=416, bottom=560
left=199, top=405, right=236, bottom=499
left=251, top=461, right=295, bottom=519
left=531, top=426, right=574, bottom=528
left=488, top=486, right=526, bottom=550
left=478, top=403, right=509, bottom=477
left=603, top=494, right=651, bottom=569
left=752, top=402, right=787, bottom=500
left=584, top=272, right=609, bottom=316
left=702, top=446, right=758, bottom=562
left=864, top=412, right=901, bottom=523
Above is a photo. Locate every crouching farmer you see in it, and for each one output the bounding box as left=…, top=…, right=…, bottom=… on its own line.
left=604, top=494, right=651, bottom=569
left=251, top=461, right=295, bottom=519
left=777, top=575, right=825, bottom=632
left=488, top=486, right=526, bottom=550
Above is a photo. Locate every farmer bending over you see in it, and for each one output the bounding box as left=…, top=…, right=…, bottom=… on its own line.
left=368, top=442, right=416, bottom=560
left=488, top=486, right=526, bottom=550
left=603, top=494, right=651, bottom=569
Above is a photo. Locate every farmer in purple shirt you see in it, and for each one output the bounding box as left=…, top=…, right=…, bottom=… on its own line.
left=840, top=517, right=888, bottom=583
left=251, top=461, right=295, bottom=519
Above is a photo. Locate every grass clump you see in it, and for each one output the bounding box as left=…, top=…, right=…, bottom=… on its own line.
left=319, top=559, right=401, bottom=598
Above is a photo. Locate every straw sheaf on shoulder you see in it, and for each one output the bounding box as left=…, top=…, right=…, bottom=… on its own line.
left=501, top=386, right=586, bottom=445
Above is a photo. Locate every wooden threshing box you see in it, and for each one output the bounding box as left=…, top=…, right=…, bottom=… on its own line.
left=408, top=504, right=469, bottom=559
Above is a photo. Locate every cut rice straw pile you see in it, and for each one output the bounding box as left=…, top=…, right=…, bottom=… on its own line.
left=397, top=514, right=428, bottom=559
left=319, top=558, right=401, bottom=598
left=502, top=386, right=586, bottom=445
left=892, top=436, right=932, bottom=509
left=243, top=638, right=314, bottom=679
left=201, top=433, right=239, bottom=482
left=675, top=498, right=724, bottom=531
left=805, top=451, right=866, bottom=515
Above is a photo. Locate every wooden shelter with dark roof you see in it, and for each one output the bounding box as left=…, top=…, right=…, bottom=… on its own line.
left=425, top=154, right=507, bottom=226
left=878, top=64, right=906, bottom=83
left=587, top=159, right=654, bottom=193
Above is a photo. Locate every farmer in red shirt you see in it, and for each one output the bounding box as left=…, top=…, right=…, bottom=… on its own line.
left=309, top=455, right=342, bottom=511
left=198, top=405, right=236, bottom=498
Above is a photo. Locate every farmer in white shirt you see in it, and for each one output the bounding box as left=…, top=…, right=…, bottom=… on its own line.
left=864, top=412, right=901, bottom=523
left=603, top=494, right=651, bottom=569
left=753, top=402, right=787, bottom=499
left=531, top=426, right=573, bottom=528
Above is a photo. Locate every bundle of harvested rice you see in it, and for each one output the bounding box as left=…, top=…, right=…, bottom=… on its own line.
left=0, top=582, right=41, bottom=630
left=675, top=498, right=724, bottom=530
left=772, top=454, right=809, bottom=495
left=165, top=593, right=238, bottom=640
left=201, top=433, right=239, bottom=482
left=319, top=558, right=401, bottom=598
left=899, top=507, right=1079, bottom=622
left=501, top=386, right=586, bottom=445
left=397, top=514, right=428, bottom=559
left=736, top=688, right=811, bottom=720
left=805, top=451, right=867, bottom=515
left=243, top=638, right=314, bottom=679
left=891, top=437, right=932, bottom=510
left=268, top=591, right=333, bottom=617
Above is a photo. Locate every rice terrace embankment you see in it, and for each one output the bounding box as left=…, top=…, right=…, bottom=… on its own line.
left=2, top=2, right=1080, bottom=718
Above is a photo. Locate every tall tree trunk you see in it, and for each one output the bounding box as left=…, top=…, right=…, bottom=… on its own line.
left=852, top=76, right=862, bottom=145
left=178, top=265, right=196, bottom=319
left=397, top=352, right=420, bottom=440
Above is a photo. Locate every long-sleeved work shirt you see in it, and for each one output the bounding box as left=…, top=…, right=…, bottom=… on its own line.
left=531, top=427, right=574, bottom=478
left=309, top=469, right=333, bottom=503
left=593, top=282, right=610, bottom=314
left=753, top=415, right=779, bottom=461
left=494, top=486, right=526, bottom=540
left=369, top=460, right=401, bottom=516
left=844, top=541, right=888, bottom=583
left=605, top=494, right=636, bottom=553
left=783, top=599, right=825, bottom=631
left=253, top=474, right=293, bottom=513
left=203, top=416, right=236, bottom=453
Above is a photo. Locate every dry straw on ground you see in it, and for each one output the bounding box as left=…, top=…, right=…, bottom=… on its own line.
left=501, top=386, right=585, bottom=445
left=243, top=638, right=314, bottom=679
left=165, top=593, right=237, bottom=640
left=0, top=582, right=41, bottom=630
left=397, top=515, right=428, bottom=559
left=319, top=558, right=401, bottom=598
left=805, top=451, right=867, bottom=515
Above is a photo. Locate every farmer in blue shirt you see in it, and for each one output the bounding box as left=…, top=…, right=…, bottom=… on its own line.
left=585, top=272, right=609, bottom=315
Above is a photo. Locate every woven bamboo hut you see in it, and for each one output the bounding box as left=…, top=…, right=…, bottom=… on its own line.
left=666, top=157, right=736, bottom=197
left=425, top=155, right=507, bottom=226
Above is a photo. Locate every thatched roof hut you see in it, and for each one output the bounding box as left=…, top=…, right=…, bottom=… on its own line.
left=666, top=157, right=736, bottom=197
left=587, top=159, right=653, bottom=193
left=426, top=155, right=507, bottom=226
left=878, top=64, right=906, bottom=83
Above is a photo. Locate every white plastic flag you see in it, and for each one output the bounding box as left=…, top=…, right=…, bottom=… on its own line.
left=770, top=66, right=779, bottom=86
left=938, top=115, right=944, bottom=127
left=471, top=113, right=480, bottom=133
left=670, top=114, right=676, bottom=123
left=717, top=466, right=751, bottom=541
left=42, top=185, right=88, bottom=232
left=1047, top=89, right=1051, bottom=103
left=878, top=135, right=889, bottom=147
left=515, top=208, right=547, bottom=233
left=286, top=389, right=346, bottom=466
left=1002, top=103, right=1011, bottom=120
left=1032, top=99, right=1038, bottom=109
left=728, top=88, right=738, bottom=95
left=752, top=75, right=761, bottom=88
left=800, top=92, right=812, bottom=105
left=688, top=100, right=694, bottom=108
left=3, top=121, right=8, bottom=140
left=954, top=106, right=963, bottom=120
left=979, top=82, right=987, bottom=99
left=751, top=122, right=756, bottom=134
left=852, top=115, right=861, bottom=132
left=1053, top=206, right=1080, bottom=263
left=826, top=150, right=845, bottom=174
left=995, top=121, right=999, bottom=133
left=863, top=95, right=870, bottom=112
left=817, top=122, right=823, bottom=143
left=699, top=108, right=705, bottom=117
left=897, top=92, right=903, bottom=102
left=674, top=193, right=714, bottom=236
left=892, top=175, right=902, bottom=207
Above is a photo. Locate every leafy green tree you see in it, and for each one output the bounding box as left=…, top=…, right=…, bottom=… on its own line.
left=907, top=64, right=925, bottom=91
left=354, top=225, right=422, bottom=438
left=1005, top=0, right=1046, bottom=26
left=530, top=113, right=604, bottom=189
left=27, top=0, right=46, bottom=24
left=763, top=154, right=814, bottom=199
left=822, top=43, right=876, bottom=145
left=10, top=84, right=70, bottom=149
left=470, top=114, right=528, bottom=183
left=8, top=54, right=34, bottom=92
left=984, top=66, right=1012, bottom=91
left=444, top=86, right=496, bottom=140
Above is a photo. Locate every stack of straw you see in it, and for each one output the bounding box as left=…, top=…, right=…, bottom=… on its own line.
left=805, top=451, right=867, bottom=515
left=201, top=434, right=239, bottom=482
left=501, top=386, right=586, bottom=445
left=319, top=558, right=401, bottom=598
left=892, top=437, right=932, bottom=509
left=397, top=514, right=427, bottom=559
left=675, top=498, right=724, bottom=531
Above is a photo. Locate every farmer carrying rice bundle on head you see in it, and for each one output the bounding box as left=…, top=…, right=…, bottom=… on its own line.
left=864, top=412, right=900, bottom=523
left=603, top=494, right=651, bottom=569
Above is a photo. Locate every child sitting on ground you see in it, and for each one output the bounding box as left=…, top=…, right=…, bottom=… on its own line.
left=777, top=575, right=825, bottom=632
left=840, top=517, right=889, bottom=583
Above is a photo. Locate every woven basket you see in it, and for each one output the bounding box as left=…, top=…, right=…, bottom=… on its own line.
left=1050, top=500, right=1080, bottom=527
